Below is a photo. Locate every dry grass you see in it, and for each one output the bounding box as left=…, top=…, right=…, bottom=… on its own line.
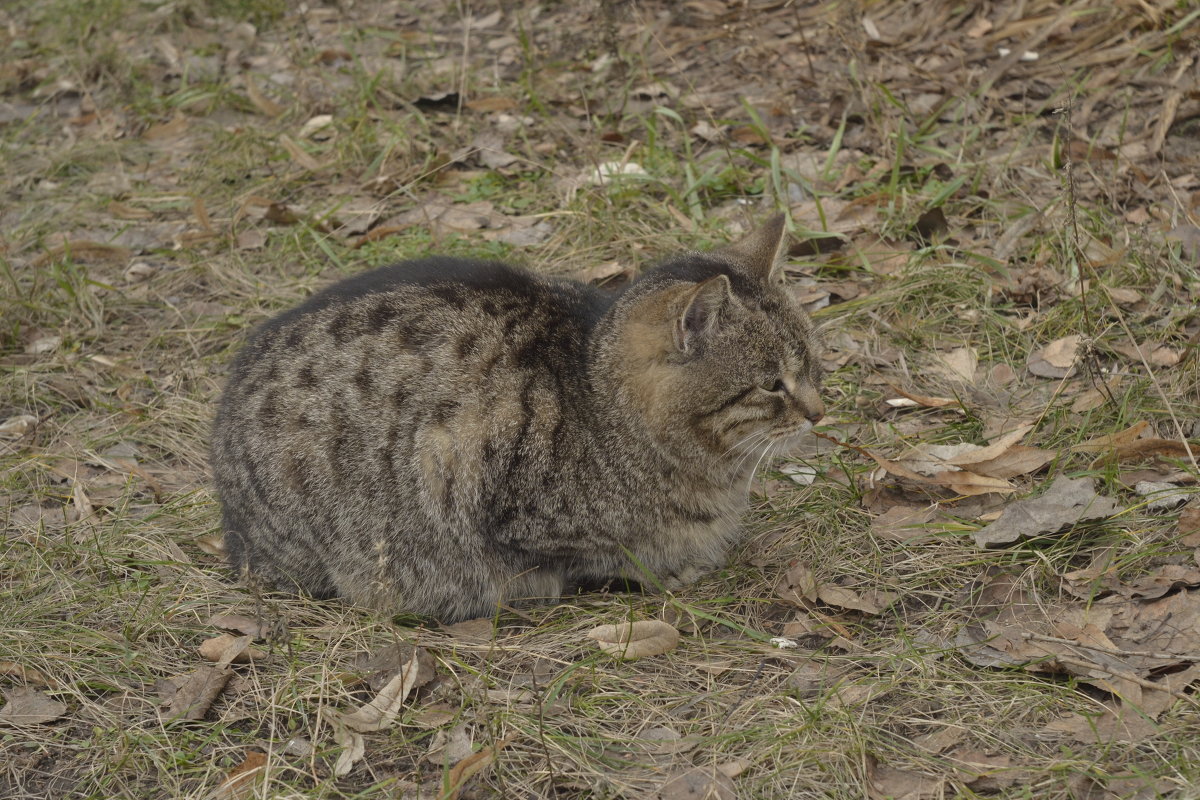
left=3, top=0, right=1200, bottom=798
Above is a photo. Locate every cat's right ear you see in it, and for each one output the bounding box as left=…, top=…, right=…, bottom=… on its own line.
left=674, top=275, right=732, bottom=352
left=714, top=212, right=788, bottom=284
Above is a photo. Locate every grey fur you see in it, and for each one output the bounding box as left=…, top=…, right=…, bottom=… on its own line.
left=210, top=216, right=824, bottom=621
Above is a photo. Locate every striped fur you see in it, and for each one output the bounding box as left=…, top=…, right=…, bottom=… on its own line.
left=210, top=216, right=824, bottom=621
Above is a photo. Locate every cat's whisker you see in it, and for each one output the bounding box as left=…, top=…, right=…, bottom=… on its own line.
left=728, top=429, right=772, bottom=476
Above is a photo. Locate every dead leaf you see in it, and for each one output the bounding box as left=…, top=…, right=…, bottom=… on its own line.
left=197, top=634, right=260, bottom=665
left=659, top=766, right=736, bottom=800
left=212, top=750, right=267, bottom=800
left=588, top=620, right=680, bottom=659
left=949, top=749, right=1022, bottom=791
left=865, top=753, right=944, bottom=800
left=33, top=240, right=133, bottom=267
left=195, top=532, right=227, bottom=558
left=0, top=662, right=52, bottom=687
left=143, top=113, right=189, bottom=141
left=466, top=96, right=518, bottom=112
left=817, top=584, right=898, bottom=615
left=580, top=260, right=633, bottom=286
left=885, top=385, right=961, bottom=410
left=1119, top=564, right=1200, bottom=600
left=298, top=114, right=334, bottom=139
left=0, top=687, right=66, bottom=725
left=331, top=649, right=426, bottom=776
left=338, top=649, right=425, bottom=733
left=1150, top=346, right=1181, bottom=367
left=208, top=614, right=269, bottom=639
left=0, top=414, right=38, bottom=439
left=1179, top=501, right=1200, bottom=541
left=776, top=561, right=818, bottom=605
left=938, top=424, right=1033, bottom=466
left=1071, top=376, right=1122, bottom=413
left=443, top=735, right=515, bottom=800
left=1044, top=665, right=1200, bottom=744
left=244, top=74, right=285, bottom=117
left=162, top=665, right=231, bottom=721
left=967, top=445, right=1056, bottom=479
left=1028, top=335, right=1080, bottom=378
left=871, top=505, right=938, bottom=543
left=936, top=347, right=978, bottom=383
left=279, top=133, right=322, bottom=171
left=1073, top=421, right=1149, bottom=453
left=426, top=722, right=475, bottom=765
left=972, top=477, right=1121, bottom=548
left=235, top=230, right=267, bottom=251
left=441, top=617, right=496, bottom=642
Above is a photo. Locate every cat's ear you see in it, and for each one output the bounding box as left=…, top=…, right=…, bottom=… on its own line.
left=674, top=275, right=732, bottom=352
left=715, top=212, right=788, bottom=284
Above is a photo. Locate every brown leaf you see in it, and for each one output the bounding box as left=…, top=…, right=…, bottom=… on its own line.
left=212, top=750, right=267, bottom=800
left=331, top=648, right=429, bottom=777
left=842, top=234, right=909, bottom=274
left=871, top=505, right=937, bottom=543
left=444, top=735, right=515, bottom=800
left=339, top=649, right=425, bottom=733
left=865, top=754, right=944, bottom=800
left=195, top=532, right=227, bottom=558
left=817, top=584, right=898, bottom=615
left=1073, top=421, right=1150, bottom=453
left=1179, top=501, right=1200, bottom=542
left=279, top=133, right=322, bottom=171
left=885, top=385, right=961, bottom=410
left=32, top=240, right=133, bottom=267
left=466, top=96, right=518, bottom=112
left=776, top=561, right=818, bottom=605
left=208, top=614, right=269, bottom=639
left=1118, top=564, right=1200, bottom=600
left=197, top=634, right=260, bottom=665
left=936, top=347, right=978, bottom=383
left=941, top=425, right=1033, bottom=465
left=0, top=687, right=66, bottom=725
left=162, top=665, right=231, bottom=721
left=580, top=260, right=633, bottom=286
left=659, top=766, right=736, bottom=800
left=441, top=617, right=497, bottom=642
left=949, top=749, right=1022, bottom=791
left=0, top=662, right=52, bottom=687
left=588, top=620, right=680, bottom=659
left=1044, top=665, right=1200, bottom=744
left=1150, top=346, right=1181, bottom=367
left=143, top=113, right=189, bottom=141
left=244, top=74, right=286, bottom=117
left=1028, top=335, right=1080, bottom=378
left=967, top=445, right=1055, bottom=479
left=972, top=477, right=1120, bottom=548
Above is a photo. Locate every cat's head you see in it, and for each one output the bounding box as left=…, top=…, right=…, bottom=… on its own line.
left=602, top=214, right=826, bottom=471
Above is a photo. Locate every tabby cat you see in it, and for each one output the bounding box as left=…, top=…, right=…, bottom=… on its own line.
left=210, top=214, right=825, bottom=622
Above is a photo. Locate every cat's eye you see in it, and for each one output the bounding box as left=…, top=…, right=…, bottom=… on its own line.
left=762, top=378, right=786, bottom=394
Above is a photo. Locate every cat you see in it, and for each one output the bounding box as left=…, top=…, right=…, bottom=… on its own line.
left=210, top=214, right=825, bottom=622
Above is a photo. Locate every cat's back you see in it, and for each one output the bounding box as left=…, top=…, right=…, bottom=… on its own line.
left=234, top=257, right=606, bottom=366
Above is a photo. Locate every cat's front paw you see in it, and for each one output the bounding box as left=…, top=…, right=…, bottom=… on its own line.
left=661, top=562, right=719, bottom=590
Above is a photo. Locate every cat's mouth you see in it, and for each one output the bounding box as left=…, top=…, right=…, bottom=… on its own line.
left=767, top=420, right=817, bottom=451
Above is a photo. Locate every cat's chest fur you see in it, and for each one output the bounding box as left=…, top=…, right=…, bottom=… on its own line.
left=211, top=216, right=824, bottom=621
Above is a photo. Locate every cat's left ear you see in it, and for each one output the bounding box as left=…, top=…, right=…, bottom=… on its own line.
left=674, top=275, right=732, bottom=353
left=715, top=213, right=788, bottom=284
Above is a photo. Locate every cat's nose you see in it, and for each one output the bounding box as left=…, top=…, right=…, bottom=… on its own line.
left=795, top=387, right=825, bottom=424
